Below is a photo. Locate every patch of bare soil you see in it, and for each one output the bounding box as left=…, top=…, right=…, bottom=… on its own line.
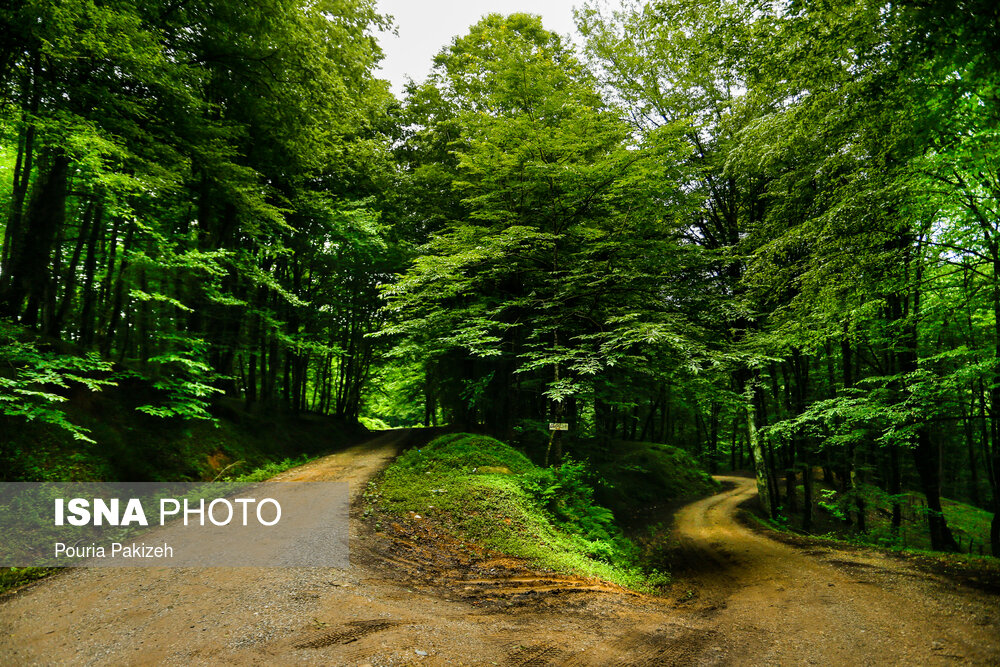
left=363, top=510, right=636, bottom=610
left=2, top=449, right=998, bottom=665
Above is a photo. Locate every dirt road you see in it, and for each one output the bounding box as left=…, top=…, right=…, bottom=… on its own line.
left=2, top=444, right=998, bottom=665
left=670, top=476, right=999, bottom=665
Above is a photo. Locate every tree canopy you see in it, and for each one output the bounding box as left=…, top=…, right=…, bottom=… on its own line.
left=1, top=0, right=997, bottom=556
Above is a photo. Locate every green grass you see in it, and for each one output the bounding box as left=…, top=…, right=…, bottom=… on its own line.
left=223, top=453, right=319, bottom=482
left=369, top=433, right=680, bottom=592
left=941, top=497, right=994, bottom=553
left=0, top=567, right=59, bottom=596
left=746, top=507, right=1000, bottom=580
left=840, top=487, right=995, bottom=554
left=864, top=493, right=996, bottom=554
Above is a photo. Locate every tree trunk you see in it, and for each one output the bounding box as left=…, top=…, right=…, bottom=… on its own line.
left=913, top=427, right=959, bottom=551
left=963, top=391, right=981, bottom=507
left=101, top=221, right=134, bottom=357
left=889, top=441, right=902, bottom=535
left=1, top=151, right=70, bottom=322
left=990, top=245, right=1000, bottom=556
left=1, top=60, right=39, bottom=292
left=801, top=461, right=813, bottom=532
left=77, top=200, right=104, bottom=347
left=745, top=374, right=776, bottom=518
left=841, top=333, right=866, bottom=532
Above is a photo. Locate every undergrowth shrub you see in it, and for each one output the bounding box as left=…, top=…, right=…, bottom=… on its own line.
left=522, top=458, right=616, bottom=542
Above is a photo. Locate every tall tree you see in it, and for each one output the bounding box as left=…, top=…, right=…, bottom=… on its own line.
left=385, top=13, right=696, bottom=448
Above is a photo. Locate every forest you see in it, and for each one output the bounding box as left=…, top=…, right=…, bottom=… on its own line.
left=1, top=0, right=998, bottom=559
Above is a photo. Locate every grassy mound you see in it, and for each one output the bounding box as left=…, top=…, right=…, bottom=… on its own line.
left=575, top=439, right=720, bottom=519
left=370, top=433, right=674, bottom=591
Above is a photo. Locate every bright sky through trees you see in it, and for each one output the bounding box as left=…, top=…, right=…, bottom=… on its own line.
left=375, top=0, right=580, bottom=94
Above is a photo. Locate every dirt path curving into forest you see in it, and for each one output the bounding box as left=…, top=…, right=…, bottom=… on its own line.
left=2, top=446, right=998, bottom=665
left=669, top=476, right=1000, bottom=665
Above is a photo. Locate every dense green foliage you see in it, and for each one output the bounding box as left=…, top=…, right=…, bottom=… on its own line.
left=2, top=392, right=351, bottom=482
left=1, top=0, right=997, bottom=559
left=0, top=0, right=393, bottom=445
left=369, top=433, right=675, bottom=589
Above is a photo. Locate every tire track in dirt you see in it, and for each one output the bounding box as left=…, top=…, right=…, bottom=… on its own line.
left=291, top=619, right=399, bottom=649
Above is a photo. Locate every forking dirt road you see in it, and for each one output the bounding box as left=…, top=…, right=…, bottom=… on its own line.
left=2, top=430, right=998, bottom=665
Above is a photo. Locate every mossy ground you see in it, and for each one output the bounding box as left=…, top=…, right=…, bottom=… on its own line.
left=369, top=433, right=718, bottom=592
left=574, top=439, right=720, bottom=520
